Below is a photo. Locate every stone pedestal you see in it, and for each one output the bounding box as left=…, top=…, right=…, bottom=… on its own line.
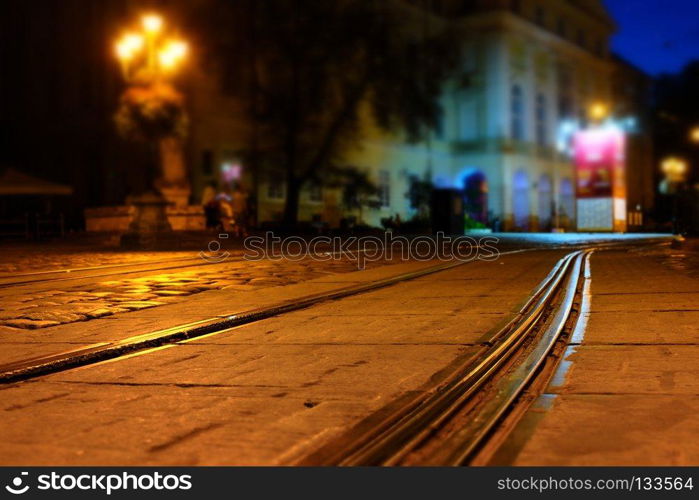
left=120, top=191, right=172, bottom=248
left=156, top=137, right=191, bottom=207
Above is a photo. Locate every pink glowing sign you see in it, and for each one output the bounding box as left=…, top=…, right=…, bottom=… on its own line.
left=220, top=163, right=242, bottom=183
left=573, top=128, right=625, bottom=199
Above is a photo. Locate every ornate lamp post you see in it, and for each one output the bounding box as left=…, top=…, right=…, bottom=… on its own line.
left=114, top=13, right=189, bottom=247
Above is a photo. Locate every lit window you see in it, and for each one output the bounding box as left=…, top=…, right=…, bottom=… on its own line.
left=378, top=170, right=390, bottom=208
left=510, top=84, right=525, bottom=141
left=536, top=94, right=547, bottom=146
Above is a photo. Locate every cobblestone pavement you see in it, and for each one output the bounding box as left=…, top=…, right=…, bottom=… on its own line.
left=0, top=246, right=198, bottom=275
left=0, top=251, right=395, bottom=330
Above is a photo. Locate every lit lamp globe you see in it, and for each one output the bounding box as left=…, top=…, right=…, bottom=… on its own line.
left=589, top=102, right=609, bottom=123
left=690, top=127, right=699, bottom=144
left=661, top=157, right=688, bottom=185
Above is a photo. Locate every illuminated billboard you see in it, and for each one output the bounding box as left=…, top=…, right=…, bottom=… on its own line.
left=573, top=128, right=626, bottom=231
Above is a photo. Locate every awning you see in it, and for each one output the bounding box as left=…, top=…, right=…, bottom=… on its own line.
left=0, top=168, right=73, bottom=196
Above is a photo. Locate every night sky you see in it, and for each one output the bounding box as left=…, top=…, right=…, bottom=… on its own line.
left=604, top=0, right=699, bottom=75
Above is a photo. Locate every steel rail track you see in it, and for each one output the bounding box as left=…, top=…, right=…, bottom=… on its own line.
left=425, top=251, right=590, bottom=465
left=0, top=251, right=529, bottom=384
left=302, top=250, right=588, bottom=466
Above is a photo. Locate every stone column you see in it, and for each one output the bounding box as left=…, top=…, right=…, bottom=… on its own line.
left=120, top=191, right=172, bottom=248
left=156, top=136, right=191, bottom=207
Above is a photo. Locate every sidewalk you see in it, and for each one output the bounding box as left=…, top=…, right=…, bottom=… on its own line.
left=500, top=248, right=699, bottom=465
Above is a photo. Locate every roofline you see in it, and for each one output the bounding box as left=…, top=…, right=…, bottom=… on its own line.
left=567, top=0, right=617, bottom=31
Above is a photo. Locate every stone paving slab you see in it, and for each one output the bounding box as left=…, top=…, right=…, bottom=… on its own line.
left=582, top=310, right=699, bottom=344
left=511, top=394, right=699, bottom=466
left=549, top=345, right=699, bottom=395
left=187, top=313, right=507, bottom=346
left=0, top=382, right=386, bottom=466
left=590, top=293, right=699, bottom=312
left=52, top=343, right=474, bottom=397
left=290, top=294, right=525, bottom=316
left=504, top=249, right=699, bottom=466
left=0, top=343, right=477, bottom=465
left=0, top=342, right=111, bottom=367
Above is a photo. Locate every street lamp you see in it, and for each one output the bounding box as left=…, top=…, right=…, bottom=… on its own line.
left=114, top=13, right=189, bottom=247
left=661, top=156, right=688, bottom=184
left=142, top=13, right=163, bottom=34
left=588, top=102, right=609, bottom=122
left=690, top=126, right=699, bottom=144
left=115, top=14, right=187, bottom=83
left=660, top=156, right=689, bottom=234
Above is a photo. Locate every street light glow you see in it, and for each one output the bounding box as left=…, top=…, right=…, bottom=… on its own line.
left=115, top=14, right=188, bottom=81
left=690, top=126, right=699, bottom=144
left=589, top=102, right=609, bottom=122
left=159, top=40, right=188, bottom=71
left=115, top=33, right=144, bottom=62
left=169, top=40, right=188, bottom=59
left=661, top=156, right=688, bottom=183
left=142, top=14, right=163, bottom=34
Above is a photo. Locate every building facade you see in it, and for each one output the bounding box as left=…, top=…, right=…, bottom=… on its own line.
left=191, top=0, right=652, bottom=232
left=344, top=0, right=632, bottom=231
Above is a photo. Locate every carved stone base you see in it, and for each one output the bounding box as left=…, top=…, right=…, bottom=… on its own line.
left=85, top=204, right=205, bottom=232
left=158, top=184, right=191, bottom=207
left=120, top=191, right=172, bottom=248
left=157, top=137, right=191, bottom=207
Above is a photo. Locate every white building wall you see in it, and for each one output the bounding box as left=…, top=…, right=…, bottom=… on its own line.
left=337, top=3, right=616, bottom=232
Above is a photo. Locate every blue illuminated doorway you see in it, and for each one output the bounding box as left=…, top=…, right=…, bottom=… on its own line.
left=461, top=170, right=488, bottom=224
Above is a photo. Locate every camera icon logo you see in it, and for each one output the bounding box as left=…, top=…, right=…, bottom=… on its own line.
left=5, top=472, right=29, bottom=495
left=198, top=235, right=231, bottom=263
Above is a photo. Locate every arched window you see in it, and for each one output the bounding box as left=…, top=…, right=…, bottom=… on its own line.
left=461, top=169, right=488, bottom=224
left=560, top=178, right=575, bottom=226
left=511, top=85, right=525, bottom=141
